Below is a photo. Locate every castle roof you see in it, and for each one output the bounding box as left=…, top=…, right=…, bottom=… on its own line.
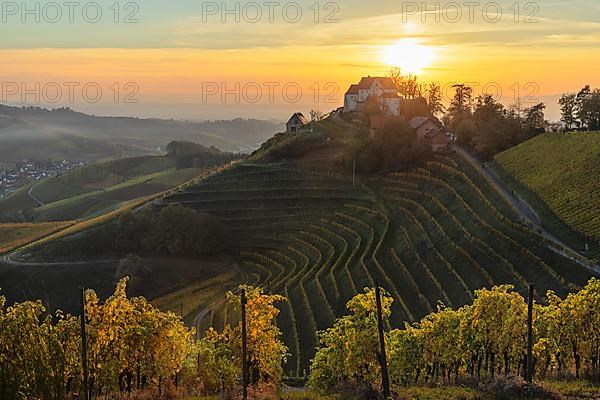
left=346, top=84, right=360, bottom=95
left=358, top=76, right=396, bottom=90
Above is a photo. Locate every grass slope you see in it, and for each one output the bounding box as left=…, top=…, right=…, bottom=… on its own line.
left=494, top=132, right=600, bottom=256
left=1, top=124, right=594, bottom=378
left=0, top=155, right=204, bottom=222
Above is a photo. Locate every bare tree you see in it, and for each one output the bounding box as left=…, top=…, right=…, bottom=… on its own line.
left=310, top=109, right=324, bottom=121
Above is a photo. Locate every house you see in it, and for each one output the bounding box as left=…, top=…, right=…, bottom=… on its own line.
left=286, top=112, right=308, bottom=133
left=409, top=116, right=442, bottom=140
left=344, top=76, right=402, bottom=116
left=409, top=116, right=452, bottom=151
left=424, top=129, right=450, bottom=152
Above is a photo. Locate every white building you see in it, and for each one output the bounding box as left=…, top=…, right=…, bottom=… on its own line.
left=343, top=76, right=402, bottom=116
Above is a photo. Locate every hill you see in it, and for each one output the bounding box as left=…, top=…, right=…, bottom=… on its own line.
left=0, top=143, right=238, bottom=222
left=0, top=104, right=284, bottom=162
left=493, top=132, right=600, bottom=259
left=2, top=147, right=593, bottom=377
left=0, top=221, right=76, bottom=253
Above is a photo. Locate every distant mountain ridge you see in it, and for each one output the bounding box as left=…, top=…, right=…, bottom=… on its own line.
left=0, top=104, right=284, bottom=162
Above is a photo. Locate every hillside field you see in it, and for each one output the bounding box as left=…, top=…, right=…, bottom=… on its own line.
left=0, top=156, right=205, bottom=222
left=1, top=135, right=596, bottom=379
left=494, top=132, right=600, bottom=258
left=154, top=156, right=592, bottom=376
left=0, top=221, right=75, bottom=253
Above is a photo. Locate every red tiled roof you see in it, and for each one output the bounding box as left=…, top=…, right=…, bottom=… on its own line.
left=358, top=76, right=397, bottom=90
left=409, top=116, right=442, bottom=129
left=346, top=84, right=360, bottom=95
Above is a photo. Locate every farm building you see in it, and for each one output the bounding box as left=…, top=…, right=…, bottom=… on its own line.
left=286, top=112, right=309, bottom=133
left=423, top=129, right=451, bottom=152
left=409, top=116, right=442, bottom=140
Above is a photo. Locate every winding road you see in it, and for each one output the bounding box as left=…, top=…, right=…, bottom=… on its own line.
left=451, top=144, right=599, bottom=274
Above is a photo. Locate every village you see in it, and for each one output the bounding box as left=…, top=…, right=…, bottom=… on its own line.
left=285, top=75, right=454, bottom=152
left=0, top=159, right=84, bottom=199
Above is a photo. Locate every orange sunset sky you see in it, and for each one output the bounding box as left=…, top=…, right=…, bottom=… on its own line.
left=1, top=0, right=599, bottom=120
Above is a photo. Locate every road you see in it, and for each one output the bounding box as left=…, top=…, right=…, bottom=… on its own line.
left=451, top=145, right=542, bottom=226
left=28, top=182, right=45, bottom=207
left=451, top=144, right=599, bottom=273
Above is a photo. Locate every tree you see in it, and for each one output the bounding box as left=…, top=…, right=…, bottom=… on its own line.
left=387, top=67, right=421, bottom=99
left=559, top=93, right=577, bottom=130
left=576, top=85, right=591, bottom=129
left=192, top=326, right=239, bottom=394
left=85, top=279, right=193, bottom=396
left=427, top=83, right=444, bottom=117
left=403, top=74, right=421, bottom=99
left=447, top=84, right=473, bottom=130
left=387, top=327, right=422, bottom=386
left=470, top=286, right=528, bottom=378
left=310, top=109, right=324, bottom=121
left=115, top=253, right=152, bottom=283
left=227, top=286, right=287, bottom=386
left=524, top=102, right=546, bottom=131
left=580, top=89, right=600, bottom=131
left=368, top=119, right=432, bottom=171
left=401, top=97, right=431, bottom=121
left=0, top=298, right=81, bottom=400
left=121, top=204, right=227, bottom=257
left=472, top=94, right=508, bottom=158
left=0, top=279, right=194, bottom=399
left=388, top=67, right=404, bottom=96
left=455, top=118, right=476, bottom=146
left=309, top=288, right=393, bottom=393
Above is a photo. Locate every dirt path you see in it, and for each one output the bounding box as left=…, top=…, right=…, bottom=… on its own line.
left=28, top=182, right=45, bottom=207
left=451, top=144, right=599, bottom=273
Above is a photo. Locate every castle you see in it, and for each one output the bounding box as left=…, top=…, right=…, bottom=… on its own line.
left=343, top=76, right=402, bottom=116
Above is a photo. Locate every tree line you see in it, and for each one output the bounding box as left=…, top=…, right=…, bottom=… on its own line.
left=117, top=204, right=228, bottom=258
left=386, top=69, right=548, bottom=160
left=310, top=278, right=600, bottom=396
left=389, top=73, right=600, bottom=160
left=559, top=86, right=600, bottom=131
left=2, top=277, right=600, bottom=398
left=0, top=282, right=287, bottom=399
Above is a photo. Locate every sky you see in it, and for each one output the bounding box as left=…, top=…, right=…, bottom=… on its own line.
left=1, top=0, right=599, bottom=121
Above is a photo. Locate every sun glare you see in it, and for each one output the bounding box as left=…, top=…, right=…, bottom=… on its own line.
left=381, top=39, right=436, bottom=74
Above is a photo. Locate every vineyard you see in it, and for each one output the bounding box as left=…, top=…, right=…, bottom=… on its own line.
left=156, top=152, right=595, bottom=377
left=494, top=132, right=600, bottom=256
left=0, top=221, right=76, bottom=253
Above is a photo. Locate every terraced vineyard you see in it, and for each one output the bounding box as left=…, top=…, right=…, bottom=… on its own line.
left=158, top=155, right=595, bottom=377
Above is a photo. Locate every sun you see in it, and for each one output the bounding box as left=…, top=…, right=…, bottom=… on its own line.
left=381, top=39, right=436, bottom=74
